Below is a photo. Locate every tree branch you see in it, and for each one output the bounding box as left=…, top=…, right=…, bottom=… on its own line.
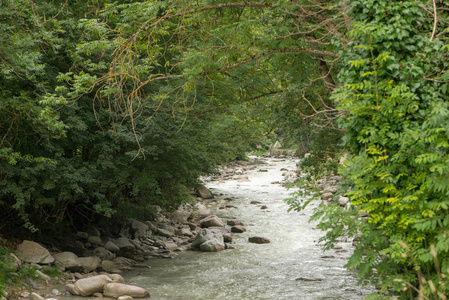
left=130, top=2, right=273, bottom=42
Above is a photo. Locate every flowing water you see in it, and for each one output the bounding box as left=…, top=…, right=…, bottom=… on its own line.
left=124, top=157, right=373, bottom=299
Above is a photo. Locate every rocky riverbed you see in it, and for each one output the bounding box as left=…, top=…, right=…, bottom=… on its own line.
left=2, top=154, right=373, bottom=300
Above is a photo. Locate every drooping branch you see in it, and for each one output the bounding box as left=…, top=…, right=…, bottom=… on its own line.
left=129, top=2, right=273, bottom=43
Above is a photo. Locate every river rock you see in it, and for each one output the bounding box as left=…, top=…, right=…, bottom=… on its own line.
left=76, top=232, right=89, bottom=240
left=175, top=227, right=193, bottom=237
left=65, top=284, right=79, bottom=296
left=194, top=204, right=211, bottom=217
left=118, top=296, right=133, bottom=300
left=53, top=252, right=82, bottom=272
left=94, top=247, right=116, bottom=260
left=35, top=270, right=50, bottom=282
left=87, top=227, right=101, bottom=237
left=103, top=283, right=149, bottom=298
left=79, top=256, right=101, bottom=272
left=196, top=185, right=214, bottom=199
left=199, top=215, right=224, bottom=228
left=30, top=292, right=44, bottom=300
left=157, top=228, right=174, bottom=238
left=16, top=240, right=55, bottom=264
left=88, top=236, right=102, bottom=246
left=109, top=274, right=126, bottom=283
left=227, top=219, right=243, bottom=226
left=223, top=232, right=233, bottom=243
left=200, top=239, right=225, bottom=252
left=74, top=274, right=112, bottom=296
left=248, top=237, right=271, bottom=244
left=231, top=226, right=245, bottom=233
left=191, top=229, right=224, bottom=250
left=114, top=237, right=136, bottom=256
left=131, top=220, right=149, bottom=239
left=105, top=241, right=120, bottom=254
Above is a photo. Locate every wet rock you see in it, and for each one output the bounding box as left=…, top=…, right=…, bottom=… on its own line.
left=196, top=185, right=214, bottom=199
left=295, top=277, right=323, bottom=282
left=199, top=215, right=224, bottom=228
left=227, top=219, right=244, bottom=226
left=163, top=241, right=179, bottom=251
left=237, top=175, right=250, bottom=182
left=223, top=233, right=233, bottom=243
left=103, top=283, right=149, bottom=298
left=250, top=201, right=261, bottom=205
left=16, top=240, right=54, bottom=264
left=248, top=237, right=270, bottom=244
left=51, top=289, right=62, bottom=296
left=191, top=229, right=225, bottom=251
left=231, top=226, right=246, bottom=233
left=200, top=239, right=225, bottom=252
left=260, top=205, right=268, bottom=210
left=74, top=274, right=112, bottom=296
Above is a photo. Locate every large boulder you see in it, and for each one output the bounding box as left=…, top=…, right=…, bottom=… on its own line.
left=103, top=283, right=149, bottom=298
left=16, top=240, right=54, bottom=264
left=196, top=185, right=214, bottom=199
left=191, top=229, right=224, bottom=251
left=199, top=215, right=224, bottom=228
left=199, top=239, right=225, bottom=252
left=74, top=275, right=112, bottom=296
left=113, top=238, right=136, bottom=257
left=53, top=252, right=82, bottom=272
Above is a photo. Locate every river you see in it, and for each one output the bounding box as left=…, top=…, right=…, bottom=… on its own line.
left=123, top=157, right=373, bottom=299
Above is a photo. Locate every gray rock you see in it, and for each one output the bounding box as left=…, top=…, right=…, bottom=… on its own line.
left=109, top=274, right=126, bottom=283
left=191, top=229, right=224, bottom=251
left=4, top=253, right=21, bottom=272
left=199, top=215, right=224, bottom=228
left=118, top=296, right=133, bottom=300
left=76, top=232, right=89, bottom=240
left=145, top=221, right=158, bottom=232
left=51, top=289, right=62, bottom=296
left=194, top=204, right=211, bottom=217
left=87, top=227, right=101, bottom=237
left=105, top=241, right=120, bottom=254
left=248, top=237, right=271, bottom=244
left=231, top=226, right=246, bottom=233
left=175, top=227, right=193, bottom=237
left=196, top=185, right=214, bottom=199
left=79, top=256, right=101, bottom=272
left=131, top=219, right=149, bottom=239
left=101, top=260, right=120, bottom=273
left=157, top=228, right=174, bottom=238
left=25, top=278, right=39, bottom=289
left=88, top=236, right=102, bottom=246
left=53, top=252, right=82, bottom=272
left=103, top=283, right=149, bottom=298
left=114, top=237, right=136, bottom=251
left=223, top=233, right=233, bottom=243
left=16, top=240, right=54, bottom=264
left=200, top=239, right=225, bottom=252
left=93, top=247, right=115, bottom=261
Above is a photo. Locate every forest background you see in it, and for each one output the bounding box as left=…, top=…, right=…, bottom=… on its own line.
left=1, top=0, right=449, bottom=299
